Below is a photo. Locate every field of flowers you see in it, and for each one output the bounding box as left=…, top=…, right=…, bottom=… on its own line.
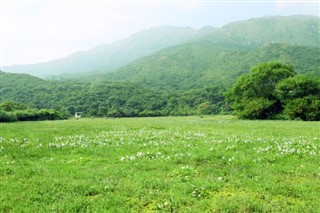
left=0, top=116, right=319, bottom=212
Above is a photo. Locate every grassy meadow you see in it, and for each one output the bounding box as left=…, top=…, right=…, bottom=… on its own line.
left=0, top=116, right=319, bottom=212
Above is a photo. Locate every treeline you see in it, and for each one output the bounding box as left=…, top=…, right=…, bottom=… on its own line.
left=0, top=72, right=228, bottom=118
left=1, top=60, right=320, bottom=121
left=0, top=102, right=68, bottom=122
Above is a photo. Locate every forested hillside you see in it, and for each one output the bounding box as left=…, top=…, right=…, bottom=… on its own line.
left=100, top=43, right=320, bottom=90
left=0, top=71, right=227, bottom=117
left=203, top=15, right=319, bottom=47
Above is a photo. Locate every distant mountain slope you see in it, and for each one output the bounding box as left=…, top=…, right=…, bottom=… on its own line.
left=0, top=71, right=46, bottom=88
left=3, top=26, right=216, bottom=78
left=203, top=15, right=320, bottom=47
left=100, top=42, right=320, bottom=90
left=0, top=71, right=50, bottom=104
left=3, top=15, right=319, bottom=79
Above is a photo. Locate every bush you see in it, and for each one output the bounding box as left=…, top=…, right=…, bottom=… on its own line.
left=107, top=109, right=124, bottom=118
left=15, top=110, right=39, bottom=121
left=276, top=75, right=320, bottom=102
left=0, top=107, right=68, bottom=122
left=0, top=110, right=18, bottom=122
left=282, top=96, right=320, bottom=121
left=236, top=98, right=277, bottom=119
left=0, top=102, right=28, bottom=111
left=38, top=109, right=66, bottom=120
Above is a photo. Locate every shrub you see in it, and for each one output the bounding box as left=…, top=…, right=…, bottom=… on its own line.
left=14, top=110, right=39, bottom=121
left=38, top=109, right=66, bottom=120
left=236, top=98, right=278, bottom=119
left=0, top=107, right=68, bottom=122
left=0, top=102, right=28, bottom=112
left=0, top=110, right=18, bottom=122
left=282, top=96, right=320, bottom=121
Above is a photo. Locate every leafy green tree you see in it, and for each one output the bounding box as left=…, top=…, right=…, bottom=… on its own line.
left=276, top=75, right=320, bottom=120
left=107, top=108, right=124, bottom=118
left=234, top=97, right=277, bottom=119
left=0, top=102, right=28, bottom=111
left=198, top=101, right=219, bottom=115
left=275, top=75, right=320, bottom=102
left=226, top=62, right=296, bottom=119
left=0, top=110, right=18, bottom=122
left=282, top=96, right=320, bottom=121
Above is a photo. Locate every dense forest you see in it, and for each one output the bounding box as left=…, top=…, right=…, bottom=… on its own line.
left=1, top=15, right=319, bottom=121
left=100, top=43, right=320, bottom=91
left=0, top=71, right=227, bottom=118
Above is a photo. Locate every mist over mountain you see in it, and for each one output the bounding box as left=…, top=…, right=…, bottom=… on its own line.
left=95, top=15, right=319, bottom=91
left=3, top=26, right=216, bottom=78
left=3, top=15, right=319, bottom=79
left=203, top=15, right=320, bottom=47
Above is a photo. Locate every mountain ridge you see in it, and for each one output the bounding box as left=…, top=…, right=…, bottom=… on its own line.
left=202, top=15, right=320, bottom=47
left=3, top=15, right=319, bottom=78
left=3, top=26, right=216, bottom=78
left=97, top=42, right=319, bottom=91
left=1, top=15, right=320, bottom=117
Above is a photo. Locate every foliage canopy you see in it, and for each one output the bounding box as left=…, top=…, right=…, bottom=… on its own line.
left=226, top=62, right=320, bottom=120
left=0, top=102, right=68, bottom=122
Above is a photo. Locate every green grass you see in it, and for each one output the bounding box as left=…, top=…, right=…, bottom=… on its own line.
left=1, top=116, right=319, bottom=212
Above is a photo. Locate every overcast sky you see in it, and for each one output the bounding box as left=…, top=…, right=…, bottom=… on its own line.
left=1, top=0, right=319, bottom=66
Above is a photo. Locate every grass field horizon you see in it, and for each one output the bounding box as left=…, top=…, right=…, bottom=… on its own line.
left=1, top=116, right=319, bottom=212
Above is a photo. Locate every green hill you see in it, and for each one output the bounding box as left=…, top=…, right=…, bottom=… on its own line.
left=99, top=42, right=320, bottom=91
left=3, top=15, right=319, bottom=79
left=0, top=71, right=226, bottom=117
left=203, top=15, right=320, bottom=47
left=92, top=15, right=319, bottom=91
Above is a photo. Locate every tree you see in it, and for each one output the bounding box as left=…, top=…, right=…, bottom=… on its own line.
left=225, top=62, right=296, bottom=119
left=275, top=75, right=320, bottom=102
left=275, top=75, right=320, bottom=120
left=282, top=96, right=320, bottom=121
left=0, top=102, right=28, bottom=111
left=0, top=110, right=18, bottom=122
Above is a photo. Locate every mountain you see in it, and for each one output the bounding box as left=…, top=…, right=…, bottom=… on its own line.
left=0, top=71, right=49, bottom=105
left=1, top=15, right=320, bottom=118
left=91, top=15, right=319, bottom=90
left=4, top=15, right=319, bottom=79
left=0, top=71, right=46, bottom=89
left=202, top=15, right=320, bottom=47
left=2, top=26, right=216, bottom=78
left=97, top=42, right=320, bottom=91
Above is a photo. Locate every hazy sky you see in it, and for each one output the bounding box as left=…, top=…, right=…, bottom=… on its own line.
left=1, top=0, right=319, bottom=66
